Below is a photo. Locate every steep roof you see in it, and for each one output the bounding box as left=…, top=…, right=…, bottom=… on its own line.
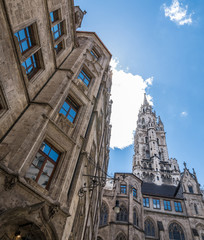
left=141, top=182, right=183, bottom=199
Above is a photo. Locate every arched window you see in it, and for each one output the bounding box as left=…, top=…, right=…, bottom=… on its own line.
left=133, top=208, right=139, bottom=227
left=116, top=233, right=127, bottom=240
left=116, top=205, right=128, bottom=222
left=169, top=222, right=185, bottom=240
left=144, top=219, right=155, bottom=237
left=100, top=202, right=108, bottom=226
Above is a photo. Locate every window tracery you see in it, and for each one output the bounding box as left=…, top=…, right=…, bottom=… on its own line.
left=169, top=222, right=185, bottom=240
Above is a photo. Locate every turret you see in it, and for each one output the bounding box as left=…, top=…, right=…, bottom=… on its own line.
left=132, top=94, right=181, bottom=185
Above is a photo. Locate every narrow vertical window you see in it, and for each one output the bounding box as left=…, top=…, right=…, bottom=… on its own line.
left=153, top=199, right=160, bottom=209
left=188, top=186, right=194, bottom=193
left=174, top=201, right=183, bottom=212
left=120, top=185, right=127, bottom=194
left=133, top=188, right=137, bottom=198
left=26, top=141, right=60, bottom=189
left=90, top=48, right=99, bottom=60
left=143, top=197, right=150, bottom=208
left=164, top=200, right=171, bottom=211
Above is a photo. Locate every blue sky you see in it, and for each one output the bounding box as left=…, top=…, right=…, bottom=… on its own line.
left=77, top=0, right=204, bottom=186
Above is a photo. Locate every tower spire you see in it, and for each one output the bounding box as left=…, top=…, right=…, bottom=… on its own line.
left=143, top=93, right=149, bottom=105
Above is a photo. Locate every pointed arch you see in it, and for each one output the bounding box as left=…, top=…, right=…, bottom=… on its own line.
left=144, top=218, right=155, bottom=237
left=169, top=222, right=185, bottom=240
left=116, top=205, right=128, bottom=222
left=99, top=201, right=109, bottom=226
left=115, top=232, right=127, bottom=240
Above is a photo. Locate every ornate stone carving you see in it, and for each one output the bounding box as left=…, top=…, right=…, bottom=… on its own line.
left=74, top=6, right=86, bottom=29
left=48, top=205, right=59, bottom=219
left=55, top=113, right=73, bottom=134
left=4, top=175, right=17, bottom=191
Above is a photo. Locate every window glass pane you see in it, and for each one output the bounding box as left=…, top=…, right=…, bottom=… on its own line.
left=59, top=108, right=67, bottom=116
left=43, top=161, right=54, bottom=176
left=50, top=12, right=54, bottom=22
left=62, top=101, right=69, bottom=111
left=67, top=115, right=74, bottom=122
left=41, top=143, right=51, bottom=155
left=26, top=165, right=39, bottom=180
left=49, top=149, right=59, bottom=162
left=84, top=79, right=89, bottom=86
left=26, top=57, right=32, bottom=67
left=69, top=108, right=76, bottom=118
left=38, top=172, right=49, bottom=188
left=32, top=152, right=45, bottom=168
left=19, top=29, right=26, bottom=40
left=21, top=41, right=28, bottom=52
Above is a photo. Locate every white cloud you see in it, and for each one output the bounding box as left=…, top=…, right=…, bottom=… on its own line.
left=180, top=111, right=188, bottom=117
left=110, top=58, right=153, bottom=149
left=163, top=0, right=193, bottom=26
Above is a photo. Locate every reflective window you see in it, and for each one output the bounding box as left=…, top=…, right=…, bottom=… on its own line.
left=78, top=69, right=91, bottom=87
left=59, top=96, right=79, bottom=123
left=174, top=202, right=182, bottom=212
left=153, top=199, right=160, bottom=209
left=14, top=26, right=34, bottom=54
left=14, top=23, right=43, bottom=80
left=54, top=41, right=63, bottom=54
left=22, top=53, right=39, bottom=79
left=143, top=197, right=150, bottom=208
left=164, top=200, right=171, bottom=211
left=26, top=141, right=60, bottom=189
left=51, top=22, right=63, bottom=41
left=133, top=188, right=137, bottom=198
left=50, top=10, right=59, bottom=23
left=120, top=185, right=127, bottom=194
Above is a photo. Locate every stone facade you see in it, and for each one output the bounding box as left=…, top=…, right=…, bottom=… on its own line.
left=98, top=95, right=204, bottom=240
left=0, top=1, right=112, bottom=240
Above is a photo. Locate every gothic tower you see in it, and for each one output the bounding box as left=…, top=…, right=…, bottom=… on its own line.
left=132, top=94, right=181, bottom=185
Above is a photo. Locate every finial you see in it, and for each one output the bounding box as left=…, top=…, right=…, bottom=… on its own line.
left=183, top=161, right=187, bottom=169
left=143, top=93, right=148, bottom=105
left=193, top=168, right=196, bottom=175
